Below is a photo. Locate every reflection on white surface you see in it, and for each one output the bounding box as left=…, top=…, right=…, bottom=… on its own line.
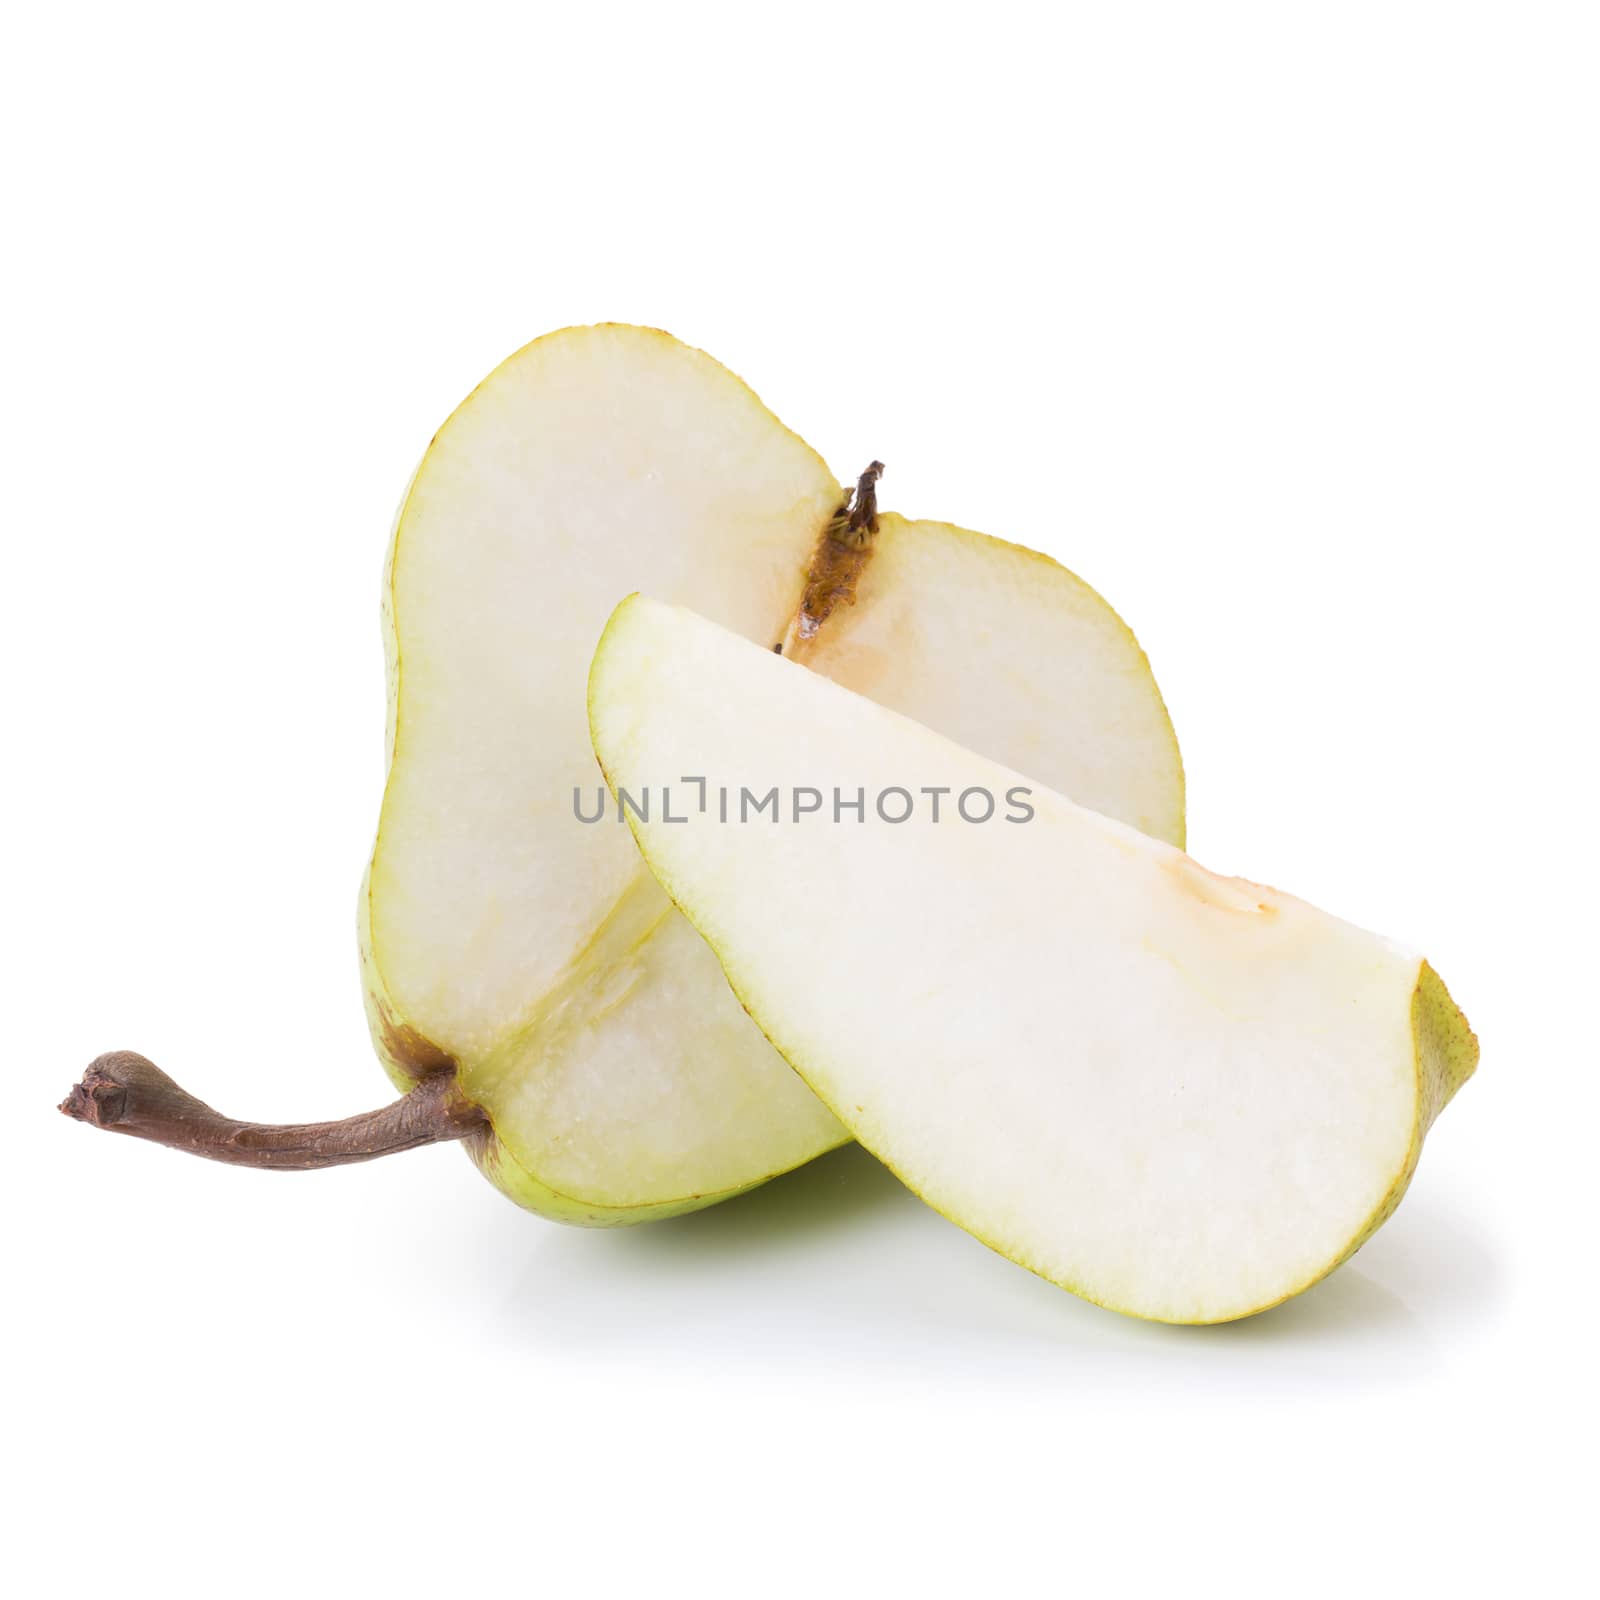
left=480, top=1142, right=1504, bottom=1391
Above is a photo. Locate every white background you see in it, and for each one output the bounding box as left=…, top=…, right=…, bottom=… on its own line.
left=7, top=4, right=1597, bottom=1594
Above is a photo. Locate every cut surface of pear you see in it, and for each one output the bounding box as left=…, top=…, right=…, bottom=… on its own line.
left=364, top=324, right=1185, bottom=1222
left=588, top=596, right=1477, bottom=1317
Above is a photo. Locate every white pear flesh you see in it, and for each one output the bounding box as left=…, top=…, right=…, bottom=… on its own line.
left=802, top=513, right=1183, bottom=843
left=363, top=324, right=1184, bottom=1221
left=588, top=596, right=1477, bottom=1318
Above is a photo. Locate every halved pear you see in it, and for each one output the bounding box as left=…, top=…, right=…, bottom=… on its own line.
left=588, top=596, right=1477, bottom=1318
left=361, top=325, right=1185, bottom=1222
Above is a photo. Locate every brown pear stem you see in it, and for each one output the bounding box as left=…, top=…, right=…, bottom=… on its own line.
left=59, top=1051, right=486, bottom=1170
left=845, top=459, right=884, bottom=543
left=777, top=460, right=886, bottom=659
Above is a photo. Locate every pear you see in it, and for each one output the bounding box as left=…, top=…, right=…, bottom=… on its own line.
left=587, top=595, right=1477, bottom=1319
left=63, top=324, right=1184, bottom=1222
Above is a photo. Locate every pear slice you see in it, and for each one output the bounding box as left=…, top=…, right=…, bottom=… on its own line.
left=587, top=596, right=1477, bottom=1318
left=63, top=324, right=1183, bottom=1223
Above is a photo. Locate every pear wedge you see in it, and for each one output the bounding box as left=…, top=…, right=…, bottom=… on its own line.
left=587, top=596, right=1477, bottom=1318
left=356, top=326, right=1185, bottom=1222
